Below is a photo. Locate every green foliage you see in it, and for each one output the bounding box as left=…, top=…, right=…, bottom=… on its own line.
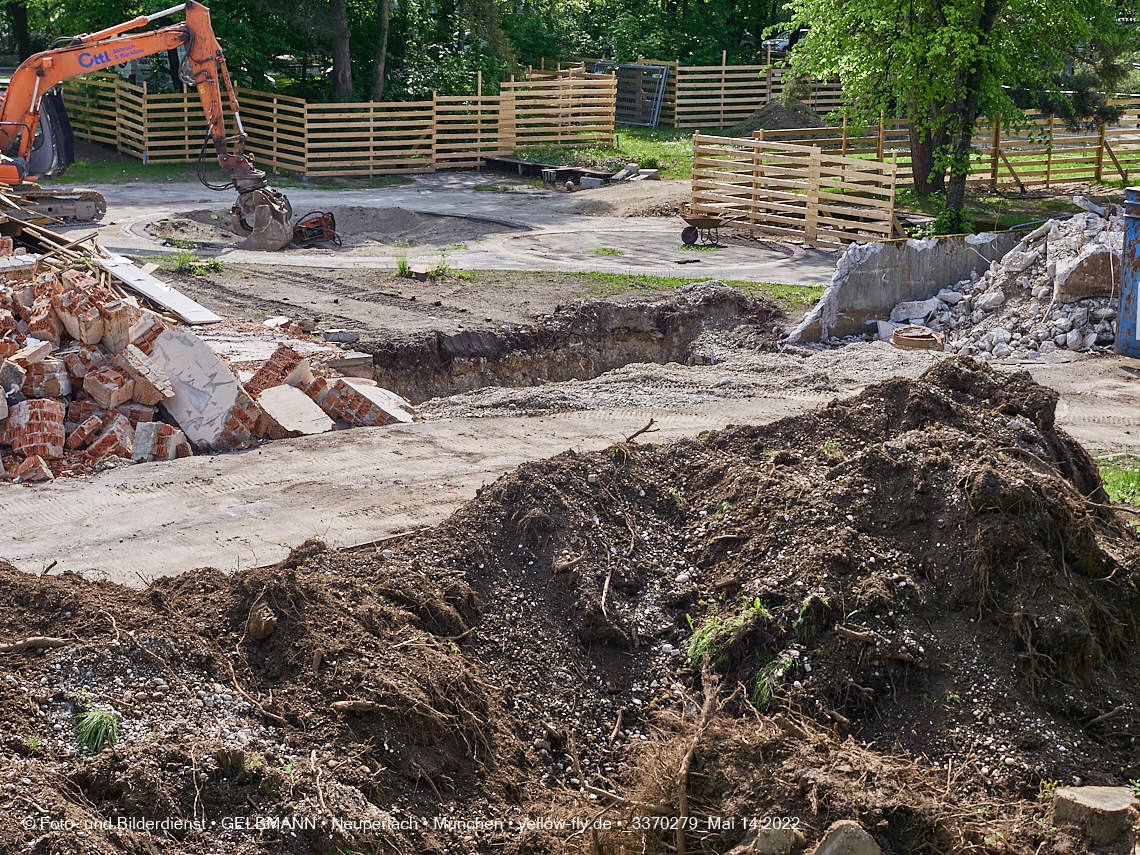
left=684, top=598, right=771, bottom=668
left=1039, top=779, right=1063, bottom=801
left=819, top=438, right=842, bottom=459
left=590, top=247, right=624, bottom=255
left=786, top=0, right=1133, bottom=228
left=74, top=709, right=119, bottom=754
left=749, top=651, right=795, bottom=709
left=394, top=241, right=410, bottom=277
left=1096, top=455, right=1140, bottom=506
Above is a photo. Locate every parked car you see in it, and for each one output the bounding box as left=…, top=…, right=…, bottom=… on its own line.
left=761, top=28, right=809, bottom=52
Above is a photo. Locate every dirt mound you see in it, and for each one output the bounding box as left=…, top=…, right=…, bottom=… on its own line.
left=144, top=206, right=519, bottom=252
left=553, top=179, right=690, bottom=218
left=729, top=102, right=826, bottom=137
left=4, top=357, right=1140, bottom=854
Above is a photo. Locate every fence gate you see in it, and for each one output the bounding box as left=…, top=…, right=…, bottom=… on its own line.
left=593, top=62, right=669, bottom=128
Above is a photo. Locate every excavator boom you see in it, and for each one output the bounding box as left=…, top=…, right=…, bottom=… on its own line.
left=0, top=1, right=292, bottom=250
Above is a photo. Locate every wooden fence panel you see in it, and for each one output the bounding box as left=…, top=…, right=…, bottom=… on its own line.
left=502, top=77, right=617, bottom=149
left=690, top=133, right=899, bottom=245
left=236, top=89, right=308, bottom=175
left=61, top=77, right=121, bottom=150
left=675, top=64, right=769, bottom=129
left=305, top=101, right=435, bottom=176
left=434, top=95, right=509, bottom=169
left=63, top=74, right=614, bottom=175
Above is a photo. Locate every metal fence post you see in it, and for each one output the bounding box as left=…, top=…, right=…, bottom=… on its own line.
left=1119, top=186, right=1140, bottom=357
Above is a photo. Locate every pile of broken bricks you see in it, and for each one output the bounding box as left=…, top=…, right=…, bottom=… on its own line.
left=0, top=259, right=415, bottom=485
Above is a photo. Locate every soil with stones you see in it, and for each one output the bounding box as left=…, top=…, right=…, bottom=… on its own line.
left=144, top=206, right=521, bottom=253
left=4, top=356, right=1140, bottom=855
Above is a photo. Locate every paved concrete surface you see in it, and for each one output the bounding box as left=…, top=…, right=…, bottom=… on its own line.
left=67, top=174, right=839, bottom=284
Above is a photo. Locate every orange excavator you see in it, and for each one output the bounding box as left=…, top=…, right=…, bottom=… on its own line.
left=0, top=1, right=292, bottom=250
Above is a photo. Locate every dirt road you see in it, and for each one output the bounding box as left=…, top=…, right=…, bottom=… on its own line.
left=3, top=342, right=1136, bottom=586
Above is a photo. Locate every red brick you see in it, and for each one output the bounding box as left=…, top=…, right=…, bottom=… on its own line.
left=10, top=454, right=53, bottom=483
left=3, top=399, right=66, bottom=459
left=113, top=344, right=173, bottom=406
left=128, top=312, right=166, bottom=356
left=83, top=367, right=134, bottom=409
left=61, top=344, right=109, bottom=381
left=87, top=412, right=134, bottom=459
left=66, top=414, right=104, bottom=450
left=117, top=401, right=158, bottom=428
left=21, top=358, right=71, bottom=398
left=244, top=344, right=304, bottom=397
left=99, top=299, right=136, bottom=353
left=52, top=289, right=104, bottom=345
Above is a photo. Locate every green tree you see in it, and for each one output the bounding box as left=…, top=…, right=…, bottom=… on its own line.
left=785, top=0, right=1137, bottom=230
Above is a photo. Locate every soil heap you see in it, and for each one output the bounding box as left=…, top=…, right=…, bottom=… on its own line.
left=3, top=357, right=1139, bottom=855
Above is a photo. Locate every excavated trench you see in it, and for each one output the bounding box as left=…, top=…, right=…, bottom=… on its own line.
left=358, top=283, right=786, bottom=403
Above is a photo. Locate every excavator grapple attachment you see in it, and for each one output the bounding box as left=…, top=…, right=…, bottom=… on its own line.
left=230, top=187, right=293, bottom=251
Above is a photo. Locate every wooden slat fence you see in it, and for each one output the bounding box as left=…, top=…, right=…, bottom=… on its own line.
left=562, top=53, right=841, bottom=129
left=690, top=132, right=901, bottom=246
left=62, top=74, right=616, bottom=177
left=752, top=104, right=1140, bottom=189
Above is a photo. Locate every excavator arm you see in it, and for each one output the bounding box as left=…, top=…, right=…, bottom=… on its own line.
left=0, top=1, right=292, bottom=249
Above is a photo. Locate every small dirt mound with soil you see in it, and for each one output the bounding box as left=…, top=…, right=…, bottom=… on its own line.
left=144, top=206, right=519, bottom=252
left=4, top=357, right=1140, bottom=854
left=729, top=101, right=827, bottom=137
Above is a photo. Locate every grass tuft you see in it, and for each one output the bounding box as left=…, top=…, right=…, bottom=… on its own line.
left=74, top=709, right=118, bottom=754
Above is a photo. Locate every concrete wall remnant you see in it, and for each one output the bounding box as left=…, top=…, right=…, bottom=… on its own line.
left=788, top=232, right=1021, bottom=342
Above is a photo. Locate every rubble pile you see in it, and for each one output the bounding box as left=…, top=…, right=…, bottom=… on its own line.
left=0, top=262, right=414, bottom=483
left=884, top=206, right=1123, bottom=359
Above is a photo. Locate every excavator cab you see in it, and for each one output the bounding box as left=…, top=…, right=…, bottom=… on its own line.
left=28, top=90, right=74, bottom=179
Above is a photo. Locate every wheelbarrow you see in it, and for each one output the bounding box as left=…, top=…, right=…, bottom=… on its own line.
left=680, top=207, right=743, bottom=246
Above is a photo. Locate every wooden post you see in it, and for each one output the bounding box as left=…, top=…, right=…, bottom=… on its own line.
left=1095, top=120, right=1106, bottom=182
left=720, top=50, right=727, bottom=129
left=841, top=115, right=847, bottom=155
left=805, top=147, right=821, bottom=246
left=114, top=78, right=123, bottom=154
left=431, top=92, right=438, bottom=171
left=989, top=121, right=1000, bottom=189
left=501, top=79, right=516, bottom=154
left=876, top=112, right=884, bottom=161
left=477, top=70, right=482, bottom=97
left=1046, top=114, right=1054, bottom=187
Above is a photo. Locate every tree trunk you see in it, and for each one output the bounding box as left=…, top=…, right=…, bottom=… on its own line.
left=945, top=0, right=1004, bottom=231
left=371, top=0, right=391, bottom=100
left=331, top=0, right=353, bottom=101
left=7, top=0, right=29, bottom=62
left=908, top=122, right=937, bottom=195
left=167, top=48, right=185, bottom=92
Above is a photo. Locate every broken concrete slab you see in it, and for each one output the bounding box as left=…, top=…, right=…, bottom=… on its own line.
left=257, top=384, right=335, bottom=437
left=610, top=162, right=639, bottom=181
left=147, top=329, right=260, bottom=451
left=1053, top=786, right=1137, bottom=844
left=325, top=350, right=373, bottom=379
left=322, top=329, right=362, bottom=343
left=579, top=176, right=604, bottom=190
left=811, top=820, right=881, bottom=855
left=1054, top=244, right=1121, bottom=303
left=889, top=298, right=941, bottom=324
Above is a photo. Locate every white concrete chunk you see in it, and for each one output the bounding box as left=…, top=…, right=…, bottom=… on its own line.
left=147, top=329, right=244, bottom=447
left=257, top=384, right=335, bottom=436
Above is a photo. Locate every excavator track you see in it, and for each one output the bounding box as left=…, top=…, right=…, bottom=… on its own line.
left=12, top=186, right=107, bottom=222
